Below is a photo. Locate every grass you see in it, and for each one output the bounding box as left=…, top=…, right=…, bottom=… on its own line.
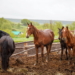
left=13, top=37, right=33, bottom=43
left=13, top=36, right=59, bottom=43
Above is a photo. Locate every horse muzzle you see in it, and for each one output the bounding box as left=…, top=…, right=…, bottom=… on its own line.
left=62, top=38, right=66, bottom=41
left=26, top=33, right=29, bottom=38
left=26, top=36, right=29, bottom=38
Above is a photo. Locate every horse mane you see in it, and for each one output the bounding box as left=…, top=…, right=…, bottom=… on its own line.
left=67, top=29, right=74, bottom=41
left=32, top=25, right=39, bottom=39
left=0, top=30, right=10, bottom=38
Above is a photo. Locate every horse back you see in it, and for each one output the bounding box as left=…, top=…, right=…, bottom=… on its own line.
left=42, top=29, right=54, bottom=40
left=36, top=29, right=54, bottom=46
left=0, top=36, right=15, bottom=50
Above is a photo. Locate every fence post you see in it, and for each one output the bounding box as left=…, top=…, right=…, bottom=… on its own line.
left=44, top=47, right=47, bottom=54
left=24, top=43, right=28, bottom=56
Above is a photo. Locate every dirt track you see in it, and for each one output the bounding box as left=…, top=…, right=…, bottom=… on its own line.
left=0, top=50, right=75, bottom=75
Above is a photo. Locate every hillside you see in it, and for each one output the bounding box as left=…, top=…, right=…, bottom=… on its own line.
left=5, top=18, right=74, bottom=25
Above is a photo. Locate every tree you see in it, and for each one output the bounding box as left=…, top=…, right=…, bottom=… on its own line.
left=43, top=23, right=50, bottom=29
left=16, top=23, right=21, bottom=28
left=52, top=21, right=63, bottom=36
left=1, top=23, right=12, bottom=30
left=21, top=19, right=30, bottom=26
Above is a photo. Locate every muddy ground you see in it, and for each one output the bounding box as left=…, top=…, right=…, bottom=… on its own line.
left=0, top=50, right=75, bottom=75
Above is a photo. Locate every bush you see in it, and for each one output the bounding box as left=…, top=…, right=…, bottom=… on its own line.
left=2, top=29, right=15, bottom=38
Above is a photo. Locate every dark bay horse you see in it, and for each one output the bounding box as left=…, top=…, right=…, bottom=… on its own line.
left=58, top=28, right=68, bottom=60
left=26, top=23, right=54, bottom=64
left=0, top=30, right=15, bottom=71
left=62, top=26, right=75, bottom=63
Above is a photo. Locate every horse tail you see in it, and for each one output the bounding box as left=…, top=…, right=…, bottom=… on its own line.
left=11, top=41, right=15, bottom=54
left=7, top=36, right=15, bottom=54
left=1, top=40, right=8, bottom=71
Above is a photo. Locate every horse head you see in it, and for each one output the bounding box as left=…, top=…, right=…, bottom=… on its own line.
left=58, top=28, right=62, bottom=41
left=62, top=26, right=69, bottom=42
left=26, top=22, right=34, bottom=38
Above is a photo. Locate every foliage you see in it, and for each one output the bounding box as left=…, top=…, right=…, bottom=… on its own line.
left=66, top=21, right=75, bottom=30
left=2, top=29, right=15, bottom=38
left=1, top=22, right=12, bottom=30
left=31, top=21, right=40, bottom=26
left=0, top=17, right=13, bottom=30
left=16, top=23, right=21, bottom=28
left=52, top=21, right=63, bottom=36
left=43, top=23, right=50, bottom=29
left=21, top=19, right=31, bottom=26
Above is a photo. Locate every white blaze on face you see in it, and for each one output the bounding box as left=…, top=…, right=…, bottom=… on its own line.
left=26, top=27, right=30, bottom=37
left=28, top=27, right=30, bottom=30
left=26, top=32, right=28, bottom=36
left=63, top=29, right=65, bottom=32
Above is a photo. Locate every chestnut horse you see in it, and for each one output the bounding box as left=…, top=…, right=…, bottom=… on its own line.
left=58, top=28, right=68, bottom=60
left=26, top=23, right=54, bottom=64
left=62, top=26, right=75, bottom=63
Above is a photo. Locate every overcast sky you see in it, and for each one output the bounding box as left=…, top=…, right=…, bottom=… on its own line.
left=0, top=0, right=75, bottom=21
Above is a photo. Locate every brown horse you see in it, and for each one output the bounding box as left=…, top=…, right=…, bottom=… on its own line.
left=26, top=23, right=54, bottom=64
left=62, top=26, right=75, bottom=63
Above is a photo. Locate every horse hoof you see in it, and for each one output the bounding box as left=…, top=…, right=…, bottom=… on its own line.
left=42, top=62, right=44, bottom=65
left=34, top=63, right=37, bottom=66
left=72, top=62, right=75, bottom=66
left=59, top=60, right=61, bottom=62
left=68, top=61, right=71, bottom=65
left=66, top=58, right=68, bottom=60
left=46, top=60, right=48, bottom=63
left=1, top=70, right=7, bottom=73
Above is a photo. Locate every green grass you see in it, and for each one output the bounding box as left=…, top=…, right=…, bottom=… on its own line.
left=13, top=36, right=59, bottom=43
left=12, top=37, right=33, bottom=43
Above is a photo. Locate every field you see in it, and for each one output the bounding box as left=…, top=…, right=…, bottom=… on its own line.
left=13, top=36, right=59, bottom=43
left=0, top=51, right=75, bottom=75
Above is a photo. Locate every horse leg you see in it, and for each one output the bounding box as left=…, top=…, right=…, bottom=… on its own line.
left=35, top=46, right=38, bottom=64
left=72, top=47, right=75, bottom=65
left=61, top=47, right=63, bottom=60
left=67, top=47, right=71, bottom=64
left=65, top=47, right=68, bottom=60
left=41, top=45, right=44, bottom=62
left=46, top=46, right=48, bottom=52
left=46, top=44, right=51, bottom=62
left=49, top=44, right=52, bottom=53
left=68, top=47, right=71, bottom=59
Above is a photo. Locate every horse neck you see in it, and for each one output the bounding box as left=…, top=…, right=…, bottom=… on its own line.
left=33, top=26, right=39, bottom=40
left=67, top=30, right=73, bottom=42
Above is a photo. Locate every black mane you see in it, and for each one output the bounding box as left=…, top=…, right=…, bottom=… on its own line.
left=0, top=30, right=9, bottom=38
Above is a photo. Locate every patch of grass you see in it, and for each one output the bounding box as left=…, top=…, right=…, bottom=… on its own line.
left=54, top=39, right=59, bottom=43
left=13, top=37, right=33, bottom=43
left=13, top=36, right=59, bottom=43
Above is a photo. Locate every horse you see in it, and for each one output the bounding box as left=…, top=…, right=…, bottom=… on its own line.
left=0, top=30, right=15, bottom=71
left=26, top=22, right=54, bottom=64
left=58, top=28, right=68, bottom=60
left=62, top=26, right=75, bottom=63
left=0, top=30, right=9, bottom=38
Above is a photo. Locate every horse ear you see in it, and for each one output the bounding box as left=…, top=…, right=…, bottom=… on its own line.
left=62, top=26, right=64, bottom=29
left=31, top=22, right=32, bottom=26
left=27, top=23, right=29, bottom=25
left=66, top=26, right=68, bottom=30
